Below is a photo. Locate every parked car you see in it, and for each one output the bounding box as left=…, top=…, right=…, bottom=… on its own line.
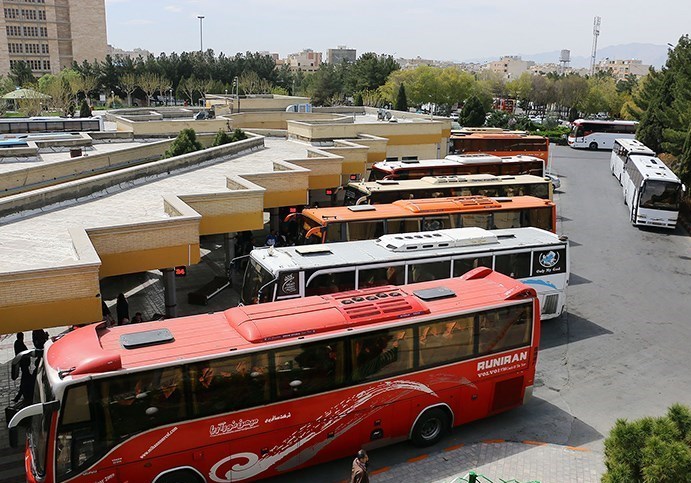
left=545, top=173, right=561, bottom=190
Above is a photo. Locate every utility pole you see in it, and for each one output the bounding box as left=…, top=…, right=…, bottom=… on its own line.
left=197, top=16, right=205, bottom=52
left=590, top=16, right=601, bottom=76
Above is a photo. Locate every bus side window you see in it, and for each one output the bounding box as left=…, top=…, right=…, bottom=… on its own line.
left=421, top=216, right=450, bottom=231
left=419, top=316, right=474, bottom=367
left=460, top=213, right=491, bottom=229
left=274, top=340, right=345, bottom=399
left=351, top=328, right=413, bottom=381
left=324, top=223, right=343, bottom=243
left=479, top=305, right=532, bottom=355
left=386, top=218, right=421, bottom=235
left=190, top=354, right=270, bottom=417
left=305, top=271, right=355, bottom=296
left=492, top=211, right=521, bottom=229
left=494, top=253, right=531, bottom=279
left=358, top=265, right=404, bottom=288
left=452, top=256, right=492, bottom=277
left=348, top=221, right=385, bottom=241
left=524, top=207, right=552, bottom=231
left=408, top=260, right=451, bottom=283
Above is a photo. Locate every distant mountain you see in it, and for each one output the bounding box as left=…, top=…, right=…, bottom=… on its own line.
left=462, top=43, right=669, bottom=69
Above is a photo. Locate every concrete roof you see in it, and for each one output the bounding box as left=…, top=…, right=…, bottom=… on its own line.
left=0, top=138, right=308, bottom=272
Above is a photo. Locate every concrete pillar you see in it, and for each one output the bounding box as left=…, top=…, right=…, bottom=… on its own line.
left=270, top=208, right=280, bottom=233
left=224, top=232, right=236, bottom=277
left=162, top=268, right=177, bottom=318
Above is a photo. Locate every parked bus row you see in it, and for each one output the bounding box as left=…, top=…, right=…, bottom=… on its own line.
left=11, top=268, right=540, bottom=483
left=610, top=138, right=685, bottom=229
left=242, top=226, right=569, bottom=320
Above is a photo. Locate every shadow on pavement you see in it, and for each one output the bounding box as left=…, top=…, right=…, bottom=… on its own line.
left=539, top=312, right=612, bottom=351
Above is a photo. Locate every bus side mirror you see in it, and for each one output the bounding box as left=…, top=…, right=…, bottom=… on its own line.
left=305, top=227, right=322, bottom=240
left=284, top=213, right=298, bottom=223
left=682, top=185, right=687, bottom=193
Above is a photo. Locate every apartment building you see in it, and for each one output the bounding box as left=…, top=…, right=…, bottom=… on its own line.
left=0, top=0, right=107, bottom=76
left=286, top=49, right=322, bottom=72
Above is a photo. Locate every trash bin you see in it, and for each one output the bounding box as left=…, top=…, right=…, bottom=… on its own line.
left=69, top=148, right=82, bottom=158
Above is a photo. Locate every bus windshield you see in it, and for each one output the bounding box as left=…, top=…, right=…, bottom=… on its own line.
left=242, top=258, right=275, bottom=304
left=640, top=180, right=681, bottom=210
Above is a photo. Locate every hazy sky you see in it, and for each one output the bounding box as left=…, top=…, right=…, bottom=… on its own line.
left=105, top=0, right=690, bottom=61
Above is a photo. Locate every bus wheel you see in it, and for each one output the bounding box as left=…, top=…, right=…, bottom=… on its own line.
left=155, top=469, right=204, bottom=483
left=589, top=142, right=598, bottom=150
left=411, top=407, right=449, bottom=447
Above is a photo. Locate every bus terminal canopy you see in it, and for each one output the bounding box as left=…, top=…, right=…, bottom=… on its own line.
left=2, top=88, right=51, bottom=100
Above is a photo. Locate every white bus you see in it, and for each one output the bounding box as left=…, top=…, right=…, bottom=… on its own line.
left=568, top=119, right=638, bottom=150
left=610, top=138, right=655, bottom=184
left=242, top=226, right=569, bottom=320
left=615, top=140, right=686, bottom=229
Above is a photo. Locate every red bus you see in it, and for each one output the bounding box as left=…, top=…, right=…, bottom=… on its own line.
left=368, top=154, right=545, bottom=181
left=11, top=268, right=539, bottom=483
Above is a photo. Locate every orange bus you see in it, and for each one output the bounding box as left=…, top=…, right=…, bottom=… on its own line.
left=11, top=268, right=539, bottom=483
left=291, top=195, right=556, bottom=244
left=449, top=132, right=550, bottom=164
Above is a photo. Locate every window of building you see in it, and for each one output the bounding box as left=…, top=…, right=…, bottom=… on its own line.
left=41, top=43, right=49, bottom=54
left=40, top=26, right=47, bottom=37
left=42, top=60, right=50, bottom=70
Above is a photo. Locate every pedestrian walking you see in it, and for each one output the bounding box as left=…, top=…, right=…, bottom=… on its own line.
left=31, top=328, right=49, bottom=351
left=116, top=293, right=129, bottom=326
left=350, top=449, right=370, bottom=483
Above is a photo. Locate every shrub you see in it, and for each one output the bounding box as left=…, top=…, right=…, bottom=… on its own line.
left=165, top=128, right=203, bottom=158
left=230, top=128, right=247, bottom=142
left=602, top=404, right=691, bottom=483
left=79, top=99, right=91, bottom=118
left=212, top=129, right=232, bottom=147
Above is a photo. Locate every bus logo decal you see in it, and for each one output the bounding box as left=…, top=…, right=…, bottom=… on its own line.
left=209, top=380, right=436, bottom=482
left=280, top=273, right=298, bottom=294
left=209, top=418, right=259, bottom=438
left=538, top=250, right=559, bottom=268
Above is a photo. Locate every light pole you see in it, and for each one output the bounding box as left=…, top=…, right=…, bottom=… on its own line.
left=197, top=16, right=205, bottom=52
left=233, top=76, right=240, bottom=113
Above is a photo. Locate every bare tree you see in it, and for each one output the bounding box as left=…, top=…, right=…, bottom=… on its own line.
left=192, top=77, right=213, bottom=105
left=80, top=75, right=99, bottom=105
left=238, top=71, right=261, bottom=95
left=44, top=77, right=74, bottom=116
left=178, top=76, right=196, bottom=105
left=120, top=73, right=138, bottom=107
left=139, top=73, right=164, bottom=107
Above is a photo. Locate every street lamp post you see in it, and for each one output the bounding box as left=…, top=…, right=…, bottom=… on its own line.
left=197, top=16, right=205, bottom=52
left=233, top=76, right=240, bottom=113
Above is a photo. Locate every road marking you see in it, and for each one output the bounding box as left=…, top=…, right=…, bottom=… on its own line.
left=523, top=440, right=548, bottom=446
left=482, top=439, right=505, bottom=444
left=444, top=443, right=465, bottom=451
left=407, top=455, right=428, bottom=463
left=565, top=445, right=590, bottom=452
left=371, top=466, right=391, bottom=475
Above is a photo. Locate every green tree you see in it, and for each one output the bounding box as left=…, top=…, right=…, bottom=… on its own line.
left=10, top=61, right=35, bottom=87
left=485, top=110, right=510, bottom=128
left=395, top=84, right=408, bottom=112
left=165, top=128, right=203, bottom=158
left=602, top=404, right=691, bottom=483
left=459, top=95, right=486, bottom=127
left=79, top=99, right=91, bottom=117
left=353, top=92, right=363, bottom=106
left=230, top=128, right=247, bottom=142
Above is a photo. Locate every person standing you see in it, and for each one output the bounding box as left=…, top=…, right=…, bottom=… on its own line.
left=350, top=449, right=370, bottom=483
left=116, top=293, right=129, bottom=326
left=12, top=333, right=32, bottom=403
